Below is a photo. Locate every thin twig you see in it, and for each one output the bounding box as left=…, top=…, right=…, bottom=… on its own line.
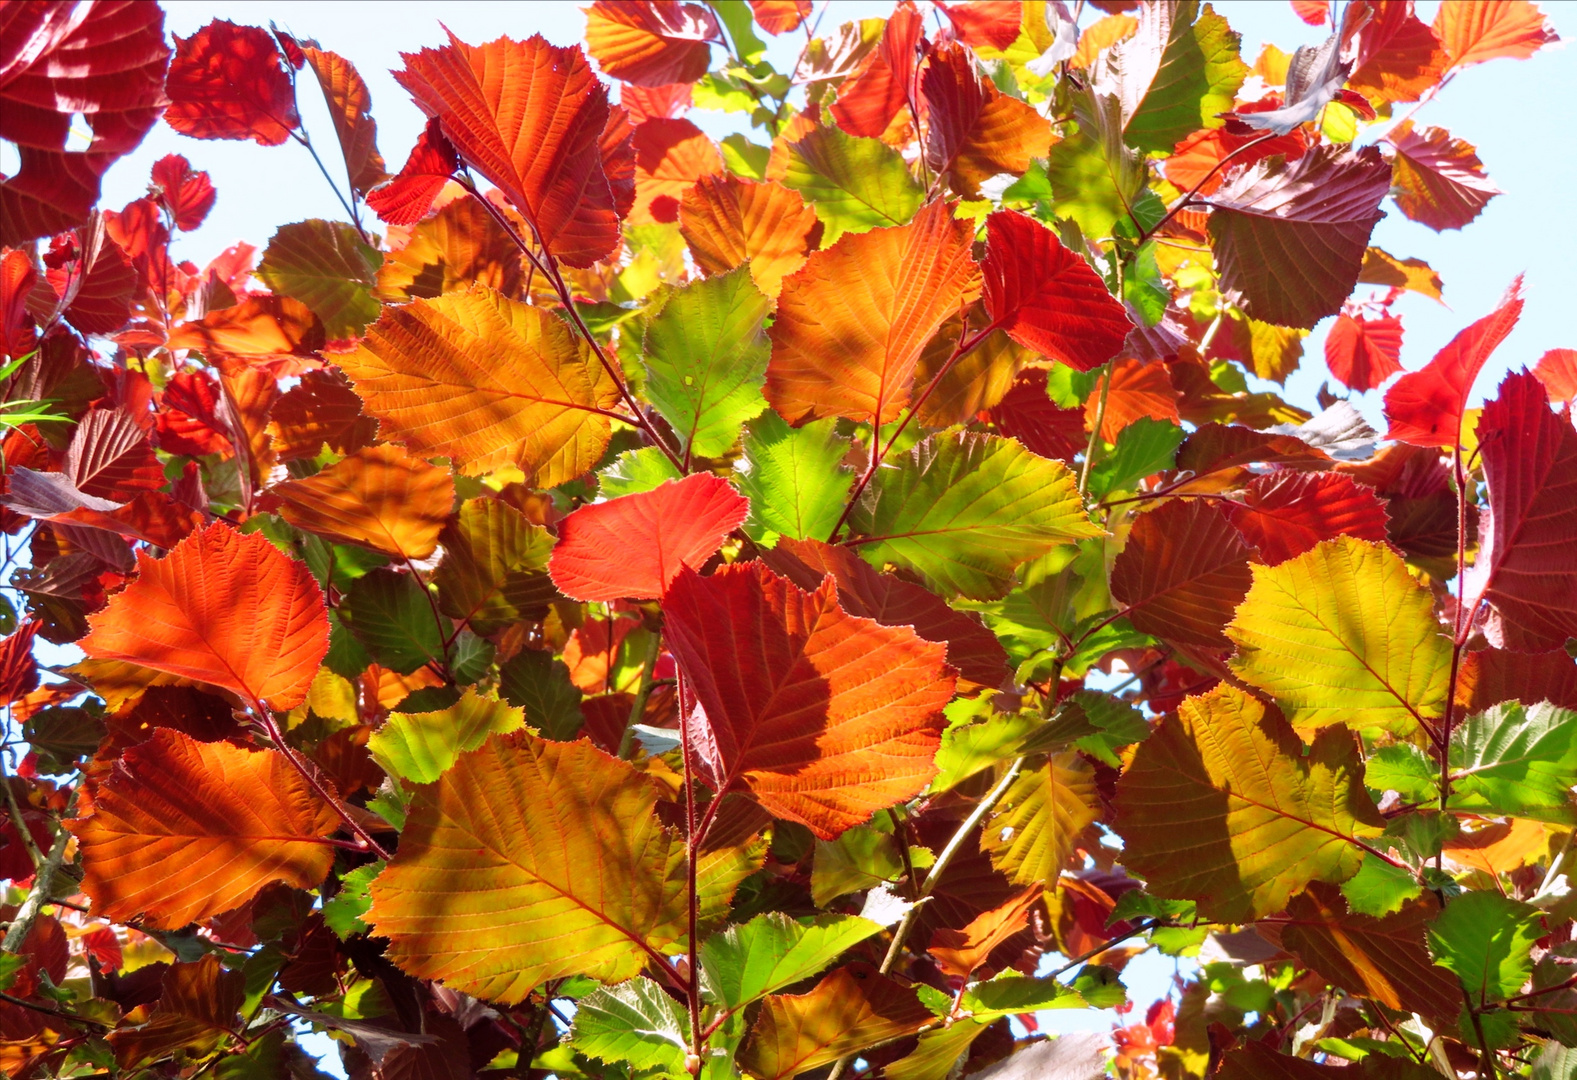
left=1078, top=359, right=1115, bottom=495
left=250, top=702, right=391, bottom=860
left=1136, top=132, right=1281, bottom=246
left=617, top=626, right=664, bottom=760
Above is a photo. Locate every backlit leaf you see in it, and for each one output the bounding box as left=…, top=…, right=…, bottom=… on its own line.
left=1226, top=536, right=1451, bottom=738
left=766, top=200, right=981, bottom=426
left=631, top=116, right=723, bottom=224
left=433, top=497, right=556, bottom=633
left=738, top=964, right=935, bottom=1079
left=1533, top=348, right=1577, bottom=405
left=776, top=125, right=925, bottom=245
left=341, top=284, right=619, bottom=484
left=700, top=912, right=885, bottom=1009
left=922, top=43, right=1055, bottom=198
left=585, top=0, right=719, bottom=86
left=928, top=886, right=1045, bottom=978
left=1110, top=497, right=1252, bottom=650
left=1324, top=312, right=1404, bottom=392
left=272, top=444, right=455, bottom=561
left=548, top=473, right=748, bottom=601
left=826, top=3, right=923, bottom=139
left=80, top=524, right=329, bottom=710
left=1434, top=0, right=1559, bottom=72
left=366, top=118, right=460, bottom=226
left=377, top=193, right=522, bottom=300
left=70, top=729, right=338, bottom=928
left=737, top=412, right=854, bottom=544
left=367, top=690, right=524, bottom=784
left=1427, top=890, right=1543, bottom=1006
left=848, top=432, right=1098, bottom=602
left=680, top=174, right=820, bottom=298
left=256, top=220, right=382, bottom=339
left=662, top=562, right=955, bottom=838
left=1345, top=0, right=1447, bottom=106
left=302, top=46, right=387, bottom=197
left=1449, top=701, right=1577, bottom=824
left=1388, top=121, right=1500, bottom=232
left=751, top=0, right=814, bottom=36
left=1115, top=683, right=1383, bottom=921
left=164, top=20, right=298, bottom=145
left=1219, top=471, right=1391, bottom=565
left=338, top=568, right=447, bottom=675
left=982, top=757, right=1100, bottom=886
left=569, top=976, right=689, bottom=1076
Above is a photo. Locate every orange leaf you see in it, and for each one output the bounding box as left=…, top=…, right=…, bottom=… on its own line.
left=663, top=562, right=956, bottom=839
left=1443, top=817, right=1547, bottom=876
left=301, top=46, right=386, bottom=198
left=1344, top=0, right=1446, bottom=105
left=548, top=473, right=747, bottom=601
left=272, top=443, right=455, bottom=560
left=1534, top=348, right=1577, bottom=406
left=829, top=3, right=925, bottom=139
left=341, top=284, right=620, bottom=485
left=921, top=43, right=1054, bottom=198
left=70, top=729, right=338, bottom=928
left=377, top=191, right=524, bottom=302
left=395, top=32, right=623, bottom=267
left=631, top=117, right=723, bottom=225
left=679, top=174, right=821, bottom=299
left=585, top=0, right=720, bottom=87
left=739, top=964, right=934, bottom=1078
left=766, top=200, right=981, bottom=426
left=80, top=524, right=329, bottom=710
left=1086, top=358, right=1179, bottom=441
left=928, top=884, right=1044, bottom=977
left=1434, top=0, right=1558, bottom=71
left=166, top=294, right=325, bottom=366
left=750, top=0, right=814, bottom=36
left=268, top=368, right=377, bottom=462
left=937, top=1, right=1025, bottom=51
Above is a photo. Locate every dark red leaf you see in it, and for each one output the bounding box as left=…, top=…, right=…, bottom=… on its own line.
left=0, top=621, right=40, bottom=706
left=1324, top=312, right=1403, bottom=392
left=989, top=369, right=1088, bottom=463
left=1387, top=121, right=1500, bottom=231
left=164, top=20, right=299, bottom=145
left=66, top=407, right=163, bottom=499
left=1110, top=498, right=1255, bottom=650
left=1344, top=0, right=1446, bottom=105
left=1458, top=648, right=1577, bottom=713
left=150, top=155, right=216, bottom=232
left=1221, top=472, right=1391, bottom=564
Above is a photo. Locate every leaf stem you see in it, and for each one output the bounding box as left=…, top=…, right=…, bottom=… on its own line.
left=1078, top=359, right=1114, bottom=495
left=1439, top=442, right=1474, bottom=869
left=250, top=702, right=391, bottom=860
left=0, top=745, right=43, bottom=872
left=617, top=626, right=664, bottom=760
left=1136, top=131, right=1280, bottom=246
left=678, top=671, right=705, bottom=1070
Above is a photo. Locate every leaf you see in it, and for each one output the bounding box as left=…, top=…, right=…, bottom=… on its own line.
left=434, top=497, right=556, bottom=633
left=680, top=175, right=821, bottom=298
left=921, top=43, right=1055, bottom=197
left=826, top=4, right=923, bottom=138
left=1114, top=683, right=1383, bottom=921
left=600, top=446, right=685, bottom=498
left=1092, top=0, right=1248, bottom=153
left=1449, top=701, right=1577, bottom=824
left=322, top=861, right=382, bottom=939
left=366, top=731, right=691, bottom=1003
left=1086, top=416, right=1186, bottom=499
left=395, top=32, right=622, bottom=267
left=848, top=432, right=1099, bottom=602
left=166, top=295, right=325, bottom=364
left=761, top=537, right=1011, bottom=690
left=1219, top=472, right=1391, bottom=565
left=929, top=886, right=1045, bottom=977
left=1457, top=647, right=1577, bottom=713
left=1043, top=104, right=1147, bottom=239
left=164, top=20, right=298, bottom=145
left=256, top=220, right=382, bottom=339
left=497, top=649, right=584, bottom=740
left=631, top=116, right=723, bottom=225
left=1383, top=277, right=1522, bottom=448
left=339, top=568, right=447, bottom=675
left=766, top=200, right=981, bottom=426
left=66, top=407, right=164, bottom=500
left=700, top=912, right=885, bottom=1009
left=366, top=118, right=460, bottom=226
left=548, top=473, right=748, bottom=601
left=80, top=524, right=329, bottom=710
left=988, top=370, right=1088, bottom=462
left=979, top=210, right=1132, bottom=372
left=585, top=0, right=719, bottom=86
left=301, top=47, right=386, bottom=198
left=273, top=444, right=454, bottom=561
left=738, top=964, right=935, bottom=1079
left=69, top=729, right=338, bottom=928
left=341, top=284, right=619, bottom=484
left=982, top=756, right=1100, bottom=886
left=1534, top=348, right=1577, bottom=406
left=1427, top=890, right=1543, bottom=1006
left=1345, top=0, right=1447, bottom=106
left=1205, top=146, right=1392, bottom=329
left=1464, top=370, right=1577, bottom=651
left=1324, top=312, right=1404, bottom=392
left=569, top=976, right=690, bottom=1076
left=738, top=412, right=854, bottom=545
left=367, top=690, right=524, bottom=784
left=1388, top=121, right=1500, bottom=232
left=1434, top=0, right=1558, bottom=72
left=1226, top=536, right=1451, bottom=738
left=662, top=562, right=955, bottom=838
left=1276, top=885, right=1461, bottom=1023
left=642, top=268, right=770, bottom=458
left=1218, top=1043, right=1437, bottom=1080
left=751, top=0, right=814, bottom=36
left=1110, top=497, right=1255, bottom=650
left=775, top=125, right=925, bottom=245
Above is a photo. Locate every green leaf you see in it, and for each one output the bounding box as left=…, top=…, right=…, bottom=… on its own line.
left=1450, top=701, right=1577, bottom=824
left=961, top=973, right=1084, bottom=1020
left=322, top=860, right=384, bottom=939
left=642, top=268, right=771, bottom=459
left=1086, top=416, right=1185, bottom=499
left=1339, top=854, right=1422, bottom=918
left=1067, top=690, right=1151, bottom=767
left=1365, top=743, right=1439, bottom=804
left=434, top=498, right=556, bottom=634
left=1044, top=93, right=1147, bottom=240
left=737, top=411, right=853, bottom=545
left=811, top=820, right=912, bottom=906
left=700, top=912, right=884, bottom=1009
left=498, top=649, right=583, bottom=741
left=1226, top=537, right=1452, bottom=738
left=721, top=133, right=770, bottom=179
left=570, top=976, right=690, bottom=1077
left=256, top=219, right=381, bottom=338
left=929, top=710, right=1040, bottom=794
left=850, top=432, right=1100, bottom=601
left=1109, top=891, right=1197, bottom=925
left=1427, top=891, right=1543, bottom=1006
left=339, top=568, right=449, bottom=675
left=706, top=0, right=767, bottom=64
left=1123, top=242, right=1169, bottom=326
left=778, top=125, right=925, bottom=245
left=600, top=447, right=683, bottom=499
left=0, top=951, right=27, bottom=993
left=368, top=690, right=525, bottom=784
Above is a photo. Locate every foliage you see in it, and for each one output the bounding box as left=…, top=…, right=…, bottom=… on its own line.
left=0, top=1, right=1567, bottom=1078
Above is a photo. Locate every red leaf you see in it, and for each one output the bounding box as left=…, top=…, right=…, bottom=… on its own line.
left=1387, top=121, right=1500, bottom=231
left=164, top=20, right=299, bottom=145
left=66, top=407, right=163, bottom=499
left=920, top=44, right=1053, bottom=198
left=631, top=117, right=722, bottom=225
left=749, top=0, right=814, bottom=36
left=395, top=32, right=623, bottom=267
left=1221, top=472, right=1392, bottom=564
left=1344, top=0, right=1446, bottom=105
left=1465, top=371, right=1577, bottom=652
left=1164, top=107, right=1307, bottom=196
left=981, top=210, right=1132, bottom=372
left=1205, top=146, right=1392, bottom=329
left=936, top=1, right=1025, bottom=50
left=1384, top=277, right=1522, bottom=447
left=0, top=621, right=40, bottom=706
left=150, top=155, right=216, bottom=232
left=1533, top=349, right=1577, bottom=405
left=365, top=118, right=459, bottom=227
left=829, top=2, right=925, bottom=138
left=585, top=0, right=719, bottom=87
left=1434, top=0, right=1559, bottom=72
left=760, top=537, right=1011, bottom=690
left=620, top=82, right=693, bottom=122
left=663, top=562, right=955, bottom=838
left=1110, top=498, right=1255, bottom=650
left=47, top=220, right=136, bottom=336
left=1, top=248, right=36, bottom=359
left=989, top=369, right=1087, bottom=463
left=1324, top=312, right=1403, bottom=392
left=1088, top=359, right=1179, bottom=442
left=548, top=473, right=748, bottom=602
left=80, top=524, right=330, bottom=710
left=1292, top=0, right=1330, bottom=25
left=1458, top=648, right=1577, bottom=712
left=0, top=0, right=170, bottom=245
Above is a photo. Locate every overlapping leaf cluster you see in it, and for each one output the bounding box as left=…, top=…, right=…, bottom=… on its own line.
left=0, top=1, right=1570, bottom=1078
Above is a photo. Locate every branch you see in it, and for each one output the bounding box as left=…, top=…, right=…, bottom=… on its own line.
left=1, top=825, right=69, bottom=953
